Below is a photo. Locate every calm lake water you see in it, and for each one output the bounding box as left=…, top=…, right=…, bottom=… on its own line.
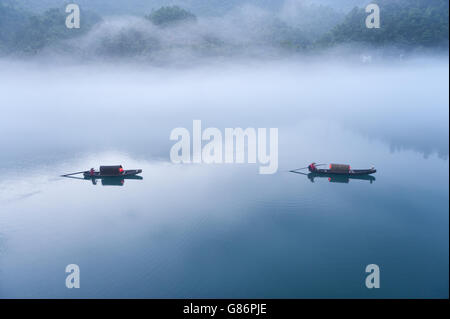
left=0, top=58, right=448, bottom=298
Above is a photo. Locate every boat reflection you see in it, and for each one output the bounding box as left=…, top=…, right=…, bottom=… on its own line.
left=291, top=171, right=375, bottom=184
left=63, top=175, right=143, bottom=186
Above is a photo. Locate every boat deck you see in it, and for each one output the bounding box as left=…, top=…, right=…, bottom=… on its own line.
left=83, top=169, right=142, bottom=178
left=314, top=168, right=376, bottom=175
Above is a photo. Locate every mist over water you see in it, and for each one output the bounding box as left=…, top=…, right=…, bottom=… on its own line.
left=35, top=5, right=330, bottom=63
left=0, top=55, right=448, bottom=298
left=0, top=57, right=448, bottom=167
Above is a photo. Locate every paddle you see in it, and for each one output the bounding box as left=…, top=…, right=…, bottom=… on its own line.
left=61, top=170, right=86, bottom=177
left=290, top=163, right=326, bottom=172
left=289, top=171, right=308, bottom=175
left=61, top=175, right=86, bottom=180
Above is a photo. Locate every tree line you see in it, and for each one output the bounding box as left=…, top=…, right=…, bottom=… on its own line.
left=1, top=1, right=448, bottom=56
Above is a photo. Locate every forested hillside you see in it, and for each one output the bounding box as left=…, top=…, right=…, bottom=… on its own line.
left=1, top=0, right=448, bottom=57
left=322, top=0, right=449, bottom=48
left=0, top=2, right=100, bottom=54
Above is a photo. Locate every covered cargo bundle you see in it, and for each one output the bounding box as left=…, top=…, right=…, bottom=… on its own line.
left=329, top=163, right=350, bottom=173
left=99, top=165, right=123, bottom=176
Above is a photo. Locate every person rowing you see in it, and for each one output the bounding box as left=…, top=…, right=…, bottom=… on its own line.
left=308, top=162, right=317, bottom=172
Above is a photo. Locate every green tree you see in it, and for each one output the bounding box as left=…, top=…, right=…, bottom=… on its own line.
left=320, top=0, right=449, bottom=48
left=0, top=4, right=100, bottom=54
left=145, top=6, right=196, bottom=27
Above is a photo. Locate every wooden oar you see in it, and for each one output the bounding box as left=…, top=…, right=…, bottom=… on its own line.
left=61, top=175, right=86, bottom=180
left=289, top=171, right=308, bottom=175
left=290, top=164, right=326, bottom=172
left=61, top=170, right=86, bottom=177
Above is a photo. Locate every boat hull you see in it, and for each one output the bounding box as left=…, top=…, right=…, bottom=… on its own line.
left=313, top=168, right=376, bottom=175
left=83, top=169, right=142, bottom=178
left=307, top=172, right=375, bottom=183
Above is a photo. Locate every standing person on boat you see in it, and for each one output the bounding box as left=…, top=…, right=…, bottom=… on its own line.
left=308, top=163, right=317, bottom=172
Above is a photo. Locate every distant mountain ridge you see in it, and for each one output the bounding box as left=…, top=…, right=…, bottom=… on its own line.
left=322, top=0, right=449, bottom=48
left=1, top=0, right=283, bottom=15
left=1, top=0, right=448, bottom=58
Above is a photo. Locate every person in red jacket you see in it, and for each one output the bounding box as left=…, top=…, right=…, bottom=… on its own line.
left=308, top=162, right=317, bottom=172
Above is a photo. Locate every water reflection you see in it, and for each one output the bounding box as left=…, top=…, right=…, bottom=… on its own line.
left=62, top=174, right=143, bottom=186
left=308, top=172, right=375, bottom=184
left=290, top=171, right=376, bottom=184
left=0, top=150, right=447, bottom=298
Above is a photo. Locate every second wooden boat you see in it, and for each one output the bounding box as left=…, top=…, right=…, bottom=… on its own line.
left=291, top=163, right=376, bottom=176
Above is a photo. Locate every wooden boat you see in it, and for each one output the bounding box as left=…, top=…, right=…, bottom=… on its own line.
left=290, top=163, right=376, bottom=176
left=311, top=168, right=376, bottom=175
left=308, top=163, right=375, bottom=175
left=83, top=165, right=142, bottom=178
left=84, top=174, right=143, bottom=180
left=62, top=165, right=142, bottom=178
left=62, top=165, right=143, bottom=186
